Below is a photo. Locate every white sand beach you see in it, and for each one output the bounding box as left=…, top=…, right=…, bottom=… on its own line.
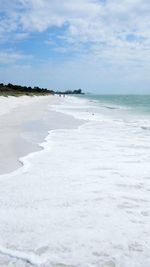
left=0, top=96, right=150, bottom=267
left=0, top=96, right=54, bottom=174
left=1, top=0, right=150, bottom=266
left=0, top=96, right=82, bottom=174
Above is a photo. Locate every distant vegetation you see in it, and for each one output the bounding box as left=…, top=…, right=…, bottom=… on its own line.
left=0, top=83, right=84, bottom=97
left=0, top=83, right=53, bottom=97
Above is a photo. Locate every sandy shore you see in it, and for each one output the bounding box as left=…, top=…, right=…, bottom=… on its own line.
left=0, top=96, right=149, bottom=267
left=0, top=95, right=82, bottom=175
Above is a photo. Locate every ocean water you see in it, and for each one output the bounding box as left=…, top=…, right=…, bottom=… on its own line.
left=0, top=95, right=150, bottom=267
left=76, top=94, right=150, bottom=130
left=80, top=94, right=150, bottom=115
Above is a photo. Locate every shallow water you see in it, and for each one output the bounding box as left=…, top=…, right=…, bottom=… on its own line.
left=0, top=96, right=150, bottom=267
left=79, top=94, right=150, bottom=115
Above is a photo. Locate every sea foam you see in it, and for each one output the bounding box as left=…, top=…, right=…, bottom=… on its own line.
left=0, top=96, right=150, bottom=267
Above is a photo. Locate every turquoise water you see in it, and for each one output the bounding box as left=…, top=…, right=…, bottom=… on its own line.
left=79, top=94, right=150, bottom=114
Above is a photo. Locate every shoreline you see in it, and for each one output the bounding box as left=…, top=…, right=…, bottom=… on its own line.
left=0, top=95, right=84, bottom=175
left=0, top=95, right=149, bottom=266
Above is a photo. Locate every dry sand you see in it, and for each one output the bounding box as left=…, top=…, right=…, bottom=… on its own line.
left=0, top=95, right=82, bottom=175
left=0, top=95, right=56, bottom=174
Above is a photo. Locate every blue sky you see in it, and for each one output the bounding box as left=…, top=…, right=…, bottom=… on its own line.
left=0, top=0, right=150, bottom=93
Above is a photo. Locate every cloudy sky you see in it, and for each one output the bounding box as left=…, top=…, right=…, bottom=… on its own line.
left=0, top=0, right=150, bottom=93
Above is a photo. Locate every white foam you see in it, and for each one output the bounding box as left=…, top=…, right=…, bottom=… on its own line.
left=0, top=96, right=150, bottom=267
left=0, top=246, right=47, bottom=266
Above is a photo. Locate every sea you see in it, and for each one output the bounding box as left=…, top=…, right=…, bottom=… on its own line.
left=0, top=94, right=150, bottom=267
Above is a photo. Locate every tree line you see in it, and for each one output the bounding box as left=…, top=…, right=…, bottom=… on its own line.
left=0, top=83, right=84, bottom=96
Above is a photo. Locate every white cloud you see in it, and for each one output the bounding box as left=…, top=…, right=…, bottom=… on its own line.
left=1, top=0, right=150, bottom=92
left=0, top=50, right=29, bottom=64
left=13, top=0, right=150, bottom=63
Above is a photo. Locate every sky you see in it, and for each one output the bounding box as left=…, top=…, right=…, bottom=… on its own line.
left=0, top=0, right=150, bottom=94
